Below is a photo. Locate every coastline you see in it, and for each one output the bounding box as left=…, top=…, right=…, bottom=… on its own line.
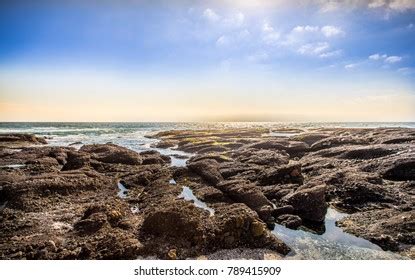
left=0, top=126, right=414, bottom=259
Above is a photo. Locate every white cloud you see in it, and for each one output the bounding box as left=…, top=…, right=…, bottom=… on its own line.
left=237, top=29, right=250, bottom=40
left=292, top=25, right=319, bottom=33
left=321, top=25, right=345, bottom=37
left=202, top=9, right=245, bottom=28
left=223, top=12, right=245, bottom=28
left=408, top=23, right=414, bottom=29
left=203, top=8, right=220, bottom=23
left=397, top=67, right=415, bottom=75
left=384, top=55, right=402, bottom=63
left=369, top=53, right=387, bottom=60
left=247, top=51, right=269, bottom=63
left=298, top=42, right=330, bottom=55
left=345, top=63, right=358, bottom=69
left=388, top=0, right=415, bottom=11
left=262, top=22, right=281, bottom=46
left=368, top=0, right=386, bottom=8
left=216, top=35, right=230, bottom=47
left=262, top=22, right=274, bottom=33
left=285, top=25, right=344, bottom=45
left=319, top=1, right=342, bottom=12
left=319, top=49, right=343, bottom=58
left=369, top=53, right=403, bottom=63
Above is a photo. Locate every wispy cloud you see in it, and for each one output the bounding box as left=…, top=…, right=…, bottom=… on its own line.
left=369, top=53, right=402, bottom=63
left=385, top=55, right=402, bottom=63
left=261, top=22, right=281, bottom=46
left=321, top=25, right=345, bottom=37
left=298, top=42, right=330, bottom=55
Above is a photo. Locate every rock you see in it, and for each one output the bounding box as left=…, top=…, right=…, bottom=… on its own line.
left=61, top=151, right=90, bottom=171
left=140, top=201, right=209, bottom=241
left=74, top=212, right=107, bottom=234
left=250, top=221, right=265, bottom=237
left=80, top=144, right=142, bottom=165
left=338, top=146, right=396, bottom=160
left=231, top=148, right=290, bottom=166
left=216, top=180, right=271, bottom=215
left=337, top=209, right=415, bottom=253
left=276, top=214, right=302, bottom=229
left=283, top=185, right=327, bottom=222
left=381, top=158, right=415, bottom=181
left=258, top=163, right=303, bottom=185
left=0, top=133, right=47, bottom=147
left=155, top=140, right=177, bottom=148
left=310, top=136, right=368, bottom=151
left=188, top=159, right=223, bottom=186
left=290, top=133, right=330, bottom=146
left=167, top=249, right=177, bottom=260
left=272, top=205, right=295, bottom=217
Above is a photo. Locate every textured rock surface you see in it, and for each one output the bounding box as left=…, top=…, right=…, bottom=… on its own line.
left=1, top=126, right=414, bottom=259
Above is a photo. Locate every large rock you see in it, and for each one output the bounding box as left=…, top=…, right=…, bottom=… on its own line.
left=188, top=159, right=223, bottom=186
left=337, top=209, right=415, bottom=256
left=381, top=158, right=415, bottom=181
left=283, top=185, right=327, bottom=222
left=61, top=151, right=91, bottom=171
left=258, top=163, right=303, bottom=185
left=80, top=144, right=142, bottom=165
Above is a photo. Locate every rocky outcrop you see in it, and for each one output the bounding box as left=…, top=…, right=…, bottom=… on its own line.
left=188, top=159, right=223, bottom=186
left=1, top=126, right=414, bottom=259
left=80, top=144, right=142, bottom=165
left=283, top=185, right=327, bottom=222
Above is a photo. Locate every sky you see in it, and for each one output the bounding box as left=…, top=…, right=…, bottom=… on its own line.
left=0, top=0, right=414, bottom=122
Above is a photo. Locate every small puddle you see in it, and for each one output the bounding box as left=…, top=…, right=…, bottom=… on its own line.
left=178, top=186, right=215, bottom=216
left=0, top=164, right=26, bottom=169
left=131, top=205, right=140, bottom=214
left=117, top=181, right=128, bottom=199
left=272, top=207, right=406, bottom=259
left=170, top=156, right=188, bottom=167
left=0, top=201, right=8, bottom=211
left=169, top=178, right=177, bottom=185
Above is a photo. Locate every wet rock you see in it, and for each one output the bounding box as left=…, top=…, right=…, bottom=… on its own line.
left=188, top=159, right=223, bottom=186
left=216, top=180, right=271, bottom=214
left=231, top=148, right=289, bottom=166
left=272, top=205, right=295, bottom=217
left=261, top=185, right=297, bottom=200
left=283, top=185, right=327, bottom=222
left=141, top=200, right=209, bottom=241
left=140, top=151, right=171, bottom=165
left=337, top=209, right=415, bottom=254
left=61, top=151, right=91, bottom=171
left=326, top=174, right=394, bottom=211
left=155, top=140, right=177, bottom=148
left=276, top=214, right=302, bottom=229
left=80, top=144, right=142, bottom=165
left=212, top=203, right=290, bottom=255
left=338, top=146, right=396, bottom=160
left=0, top=133, right=47, bottom=147
left=290, top=133, right=330, bottom=146
left=381, top=158, right=415, bottom=181
left=74, top=212, right=107, bottom=234
left=258, top=163, right=303, bottom=185
left=310, top=136, right=368, bottom=151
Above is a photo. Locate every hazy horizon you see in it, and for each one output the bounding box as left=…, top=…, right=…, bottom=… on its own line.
left=1, top=0, right=415, bottom=122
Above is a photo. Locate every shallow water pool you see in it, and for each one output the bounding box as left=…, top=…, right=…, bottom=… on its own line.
left=178, top=186, right=215, bottom=216
left=272, top=208, right=406, bottom=259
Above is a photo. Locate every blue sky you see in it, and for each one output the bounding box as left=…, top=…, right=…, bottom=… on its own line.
left=0, top=0, right=414, bottom=121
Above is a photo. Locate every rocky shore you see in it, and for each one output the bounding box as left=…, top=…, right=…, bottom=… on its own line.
left=0, top=127, right=414, bottom=259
